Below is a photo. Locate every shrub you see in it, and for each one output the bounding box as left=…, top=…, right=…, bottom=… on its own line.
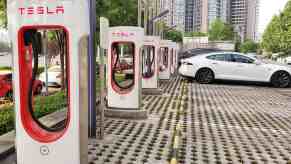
left=0, top=105, right=14, bottom=135
left=0, top=91, right=67, bottom=136
left=0, top=66, right=45, bottom=75
left=240, top=40, right=258, bottom=53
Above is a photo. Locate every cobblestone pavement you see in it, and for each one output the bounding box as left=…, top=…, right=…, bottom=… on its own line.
left=89, top=77, right=291, bottom=164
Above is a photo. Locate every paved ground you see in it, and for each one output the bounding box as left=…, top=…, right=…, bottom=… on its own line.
left=89, top=77, right=291, bottom=164
left=2, top=77, right=291, bottom=164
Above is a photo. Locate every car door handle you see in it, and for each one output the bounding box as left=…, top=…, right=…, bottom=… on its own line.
left=212, top=62, right=218, bottom=65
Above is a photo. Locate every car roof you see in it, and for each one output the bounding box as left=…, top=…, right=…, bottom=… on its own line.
left=186, top=52, right=257, bottom=60
left=180, top=48, right=224, bottom=59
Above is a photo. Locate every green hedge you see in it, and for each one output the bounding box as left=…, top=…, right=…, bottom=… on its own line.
left=0, top=91, right=67, bottom=136
left=0, top=106, right=14, bottom=135
left=0, top=66, right=45, bottom=75
left=0, top=66, right=11, bottom=71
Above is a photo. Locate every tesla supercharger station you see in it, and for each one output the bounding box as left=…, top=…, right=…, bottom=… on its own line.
left=169, top=42, right=175, bottom=75
left=142, top=36, right=163, bottom=95
left=159, top=40, right=172, bottom=80
left=105, top=26, right=147, bottom=119
left=170, top=42, right=179, bottom=75
left=8, top=1, right=89, bottom=164
left=175, top=43, right=180, bottom=73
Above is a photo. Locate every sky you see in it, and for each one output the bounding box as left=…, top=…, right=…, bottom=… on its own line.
left=258, top=0, right=289, bottom=34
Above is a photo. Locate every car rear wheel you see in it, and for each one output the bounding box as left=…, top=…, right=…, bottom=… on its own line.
left=271, top=71, right=291, bottom=88
left=195, top=68, right=214, bottom=84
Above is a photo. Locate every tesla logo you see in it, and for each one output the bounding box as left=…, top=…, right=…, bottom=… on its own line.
left=145, top=40, right=154, bottom=42
left=18, top=6, right=64, bottom=15
left=112, top=32, right=135, bottom=37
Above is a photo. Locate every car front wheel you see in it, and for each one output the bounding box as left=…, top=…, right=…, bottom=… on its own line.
left=271, top=71, right=291, bottom=88
left=195, top=68, right=214, bottom=84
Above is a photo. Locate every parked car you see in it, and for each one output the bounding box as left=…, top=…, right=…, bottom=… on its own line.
left=0, top=73, right=43, bottom=100
left=179, top=52, right=291, bottom=88
left=39, top=66, right=62, bottom=87
left=246, top=53, right=257, bottom=59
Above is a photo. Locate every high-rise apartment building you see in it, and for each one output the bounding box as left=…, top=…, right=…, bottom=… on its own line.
left=185, top=0, right=231, bottom=33
left=173, top=0, right=186, bottom=31
left=185, top=0, right=195, bottom=32
left=231, top=0, right=259, bottom=41
left=184, top=0, right=259, bottom=41
left=162, top=0, right=185, bottom=31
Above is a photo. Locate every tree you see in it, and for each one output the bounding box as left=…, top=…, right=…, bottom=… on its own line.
left=240, top=39, right=258, bottom=53
left=164, top=29, right=183, bottom=43
left=261, top=16, right=282, bottom=53
left=261, top=1, right=291, bottom=55
left=96, top=0, right=138, bottom=43
left=0, top=0, right=7, bottom=28
left=277, top=1, right=291, bottom=55
left=209, top=19, right=234, bottom=41
left=55, top=31, right=67, bottom=90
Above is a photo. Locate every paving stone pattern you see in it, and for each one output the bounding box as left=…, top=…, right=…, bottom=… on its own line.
left=89, top=77, right=291, bottom=164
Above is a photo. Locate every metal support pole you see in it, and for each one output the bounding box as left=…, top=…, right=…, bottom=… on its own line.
left=43, top=31, right=49, bottom=96
left=88, top=0, right=97, bottom=138
left=98, top=46, right=105, bottom=139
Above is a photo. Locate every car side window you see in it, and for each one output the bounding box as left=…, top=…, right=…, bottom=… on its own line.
left=206, top=54, right=225, bottom=61
left=224, top=54, right=233, bottom=62
left=232, top=54, right=254, bottom=64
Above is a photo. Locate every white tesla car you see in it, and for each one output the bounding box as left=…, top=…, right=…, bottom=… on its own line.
left=39, top=66, right=62, bottom=87
left=179, top=52, right=291, bottom=88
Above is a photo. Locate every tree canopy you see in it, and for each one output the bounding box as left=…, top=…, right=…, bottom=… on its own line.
left=96, top=0, right=137, bottom=43
left=209, top=19, right=234, bottom=41
left=164, top=29, right=183, bottom=43
left=261, top=1, right=291, bottom=55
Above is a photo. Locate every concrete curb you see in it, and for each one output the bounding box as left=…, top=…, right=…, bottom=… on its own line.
left=105, top=108, right=148, bottom=120
left=142, top=88, right=164, bottom=95
left=0, top=131, right=15, bottom=160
